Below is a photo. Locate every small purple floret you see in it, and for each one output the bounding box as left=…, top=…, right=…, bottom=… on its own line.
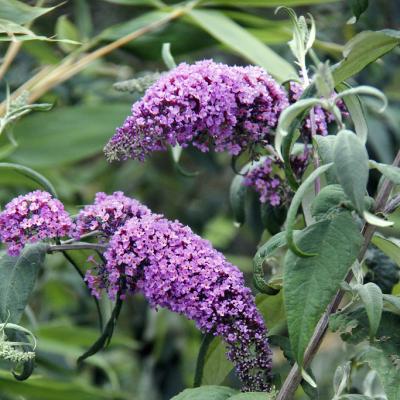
left=0, top=190, right=72, bottom=256
left=105, top=60, right=288, bottom=162
left=73, top=191, right=150, bottom=239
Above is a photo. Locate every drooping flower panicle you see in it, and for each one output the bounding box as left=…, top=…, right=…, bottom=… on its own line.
left=73, top=191, right=150, bottom=239
left=104, top=60, right=288, bottom=162
left=0, top=190, right=72, bottom=256
left=86, top=203, right=272, bottom=392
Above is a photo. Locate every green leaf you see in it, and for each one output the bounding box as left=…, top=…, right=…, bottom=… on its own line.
left=101, top=0, right=164, bottom=5
left=171, top=386, right=237, bottom=400
left=332, top=30, right=400, bottom=84
left=314, top=135, right=337, bottom=183
left=371, top=235, right=400, bottom=267
left=350, top=0, right=369, bottom=22
left=382, top=294, right=400, bottom=315
left=333, top=130, right=369, bottom=215
left=0, top=370, right=126, bottom=400
left=202, top=337, right=233, bottom=386
left=10, top=104, right=130, bottom=167
left=253, top=231, right=299, bottom=295
left=0, top=243, right=48, bottom=323
left=162, top=42, right=177, bottom=70
left=78, top=297, right=123, bottom=364
left=335, top=86, right=387, bottom=113
left=199, top=0, right=341, bottom=6
left=285, top=163, right=333, bottom=257
left=100, top=10, right=169, bottom=40
left=369, top=160, right=400, bottom=185
left=310, top=184, right=348, bottom=220
left=0, top=18, right=79, bottom=43
left=37, top=322, right=138, bottom=350
left=354, top=283, right=383, bottom=339
left=281, top=84, right=318, bottom=189
left=188, top=9, right=297, bottom=83
left=55, top=15, right=80, bottom=53
left=336, top=82, right=368, bottom=144
left=275, top=98, right=323, bottom=157
left=0, top=162, right=57, bottom=197
left=363, top=211, right=393, bottom=228
left=229, top=174, right=247, bottom=225
left=359, top=346, right=400, bottom=400
left=0, top=0, right=56, bottom=25
left=284, top=212, right=362, bottom=365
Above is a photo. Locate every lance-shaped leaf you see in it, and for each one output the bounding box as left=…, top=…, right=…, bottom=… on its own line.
left=280, top=84, right=317, bottom=189
left=336, top=82, right=368, bottom=144
left=285, top=163, right=333, bottom=257
left=275, top=98, right=323, bottom=159
left=371, top=235, right=400, bottom=267
left=354, top=283, right=383, bottom=340
left=334, top=85, right=387, bottom=113
left=333, top=130, right=369, bottom=215
left=311, top=184, right=348, bottom=220
left=359, top=346, right=400, bottom=400
left=0, top=0, right=56, bottom=25
left=0, top=243, right=48, bottom=323
left=369, top=160, right=400, bottom=185
left=284, top=211, right=362, bottom=366
left=350, top=0, right=369, bottom=23
left=332, top=29, right=400, bottom=84
left=0, top=163, right=57, bottom=197
left=253, top=230, right=299, bottom=294
left=314, top=135, right=338, bottom=184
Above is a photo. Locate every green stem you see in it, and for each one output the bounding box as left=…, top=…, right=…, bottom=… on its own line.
left=193, top=333, right=214, bottom=387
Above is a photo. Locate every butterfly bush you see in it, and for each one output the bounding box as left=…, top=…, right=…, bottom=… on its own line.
left=0, top=190, right=72, bottom=256
left=73, top=191, right=150, bottom=238
left=104, top=60, right=288, bottom=162
left=289, top=81, right=348, bottom=138
left=244, top=153, right=309, bottom=206
left=85, top=204, right=272, bottom=392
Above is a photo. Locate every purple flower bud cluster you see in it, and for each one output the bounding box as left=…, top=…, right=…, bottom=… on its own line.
left=244, top=153, right=309, bottom=206
left=104, top=60, right=288, bottom=162
left=73, top=191, right=150, bottom=238
left=86, top=204, right=272, bottom=391
left=0, top=190, right=72, bottom=256
left=289, top=82, right=348, bottom=138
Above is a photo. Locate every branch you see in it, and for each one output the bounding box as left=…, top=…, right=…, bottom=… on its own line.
left=48, top=243, right=107, bottom=252
left=276, top=150, right=400, bottom=400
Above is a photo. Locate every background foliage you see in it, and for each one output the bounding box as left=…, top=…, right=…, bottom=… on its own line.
left=0, top=0, right=400, bottom=399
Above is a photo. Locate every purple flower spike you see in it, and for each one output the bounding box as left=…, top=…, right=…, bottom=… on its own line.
left=0, top=190, right=72, bottom=256
left=88, top=208, right=272, bottom=391
left=73, top=191, right=150, bottom=239
left=104, top=60, right=288, bottom=162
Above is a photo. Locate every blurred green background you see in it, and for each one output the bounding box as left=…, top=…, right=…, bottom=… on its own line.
left=0, top=0, right=399, bottom=399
